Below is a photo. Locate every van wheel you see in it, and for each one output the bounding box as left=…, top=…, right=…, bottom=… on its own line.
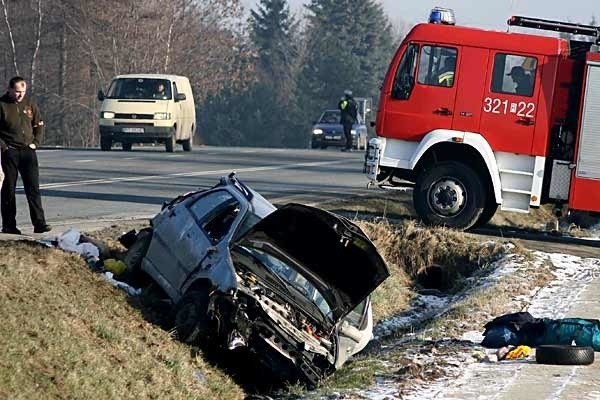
left=100, top=137, right=112, bottom=151
left=414, top=161, right=485, bottom=230
left=165, top=135, right=176, bottom=153
left=182, top=138, right=192, bottom=152
left=122, top=143, right=132, bottom=151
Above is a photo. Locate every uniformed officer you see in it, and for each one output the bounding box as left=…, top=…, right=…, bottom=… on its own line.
left=338, top=90, right=358, bottom=152
left=0, top=76, right=51, bottom=234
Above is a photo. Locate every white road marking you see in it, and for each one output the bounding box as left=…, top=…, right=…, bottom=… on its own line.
left=73, top=159, right=96, bottom=163
left=23, top=159, right=350, bottom=190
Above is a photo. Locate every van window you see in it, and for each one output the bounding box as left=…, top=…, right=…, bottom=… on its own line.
left=392, top=43, right=419, bottom=100
left=417, top=46, right=458, bottom=87
left=106, top=78, right=172, bottom=100
left=491, top=54, right=537, bottom=97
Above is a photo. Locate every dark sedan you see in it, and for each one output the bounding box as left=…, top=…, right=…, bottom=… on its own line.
left=311, top=110, right=368, bottom=150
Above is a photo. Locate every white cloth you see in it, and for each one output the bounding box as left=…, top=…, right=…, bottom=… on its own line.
left=56, top=228, right=100, bottom=261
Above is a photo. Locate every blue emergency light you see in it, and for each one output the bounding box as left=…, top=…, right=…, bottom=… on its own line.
left=429, top=7, right=456, bottom=25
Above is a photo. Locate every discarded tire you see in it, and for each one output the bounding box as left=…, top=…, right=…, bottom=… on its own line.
left=536, top=345, right=595, bottom=365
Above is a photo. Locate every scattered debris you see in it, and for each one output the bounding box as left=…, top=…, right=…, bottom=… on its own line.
left=482, top=311, right=600, bottom=351
left=101, top=272, right=141, bottom=296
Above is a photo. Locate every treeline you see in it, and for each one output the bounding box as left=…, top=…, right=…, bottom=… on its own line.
left=0, top=0, right=398, bottom=148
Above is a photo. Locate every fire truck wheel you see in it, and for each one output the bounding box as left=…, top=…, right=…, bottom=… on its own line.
left=414, top=161, right=486, bottom=230
left=473, top=200, right=498, bottom=228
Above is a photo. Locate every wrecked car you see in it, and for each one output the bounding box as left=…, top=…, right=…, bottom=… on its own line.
left=138, top=174, right=390, bottom=385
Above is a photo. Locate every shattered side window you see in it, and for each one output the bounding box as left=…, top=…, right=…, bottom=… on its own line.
left=188, top=191, right=241, bottom=243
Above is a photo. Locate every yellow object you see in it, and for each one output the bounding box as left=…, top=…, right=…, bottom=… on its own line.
left=104, top=259, right=128, bottom=275
left=504, top=345, right=532, bottom=360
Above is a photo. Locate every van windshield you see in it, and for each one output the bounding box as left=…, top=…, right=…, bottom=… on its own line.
left=106, top=78, right=172, bottom=100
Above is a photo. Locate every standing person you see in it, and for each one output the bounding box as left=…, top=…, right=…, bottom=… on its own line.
left=338, top=89, right=358, bottom=152
left=0, top=76, right=51, bottom=234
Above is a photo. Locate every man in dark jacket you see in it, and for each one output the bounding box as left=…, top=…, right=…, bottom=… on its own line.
left=338, top=89, right=358, bottom=152
left=0, top=76, right=51, bottom=234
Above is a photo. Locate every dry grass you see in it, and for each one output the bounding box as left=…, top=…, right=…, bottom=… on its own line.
left=0, top=241, right=245, bottom=400
left=356, top=220, right=505, bottom=322
left=322, top=193, right=599, bottom=234
left=0, top=213, right=552, bottom=399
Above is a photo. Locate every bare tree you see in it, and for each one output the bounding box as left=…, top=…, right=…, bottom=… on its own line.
left=30, top=0, right=43, bottom=92
left=1, top=0, right=19, bottom=75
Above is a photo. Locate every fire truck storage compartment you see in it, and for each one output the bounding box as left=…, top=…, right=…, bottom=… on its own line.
left=569, top=59, right=600, bottom=212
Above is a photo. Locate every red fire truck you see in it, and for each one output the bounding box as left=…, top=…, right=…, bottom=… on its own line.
left=365, top=9, right=600, bottom=229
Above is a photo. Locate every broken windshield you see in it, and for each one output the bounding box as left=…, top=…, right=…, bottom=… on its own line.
left=237, top=245, right=333, bottom=320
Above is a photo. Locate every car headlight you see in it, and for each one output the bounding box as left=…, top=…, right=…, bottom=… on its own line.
left=351, top=129, right=357, bottom=135
left=101, top=111, right=115, bottom=119
left=313, top=129, right=323, bottom=135
left=154, top=112, right=171, bottom=120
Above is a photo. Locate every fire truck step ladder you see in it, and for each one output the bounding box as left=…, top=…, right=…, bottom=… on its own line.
left=508, top=16, right=600, bottom=44
left=497, top=159, right=536, bottom=213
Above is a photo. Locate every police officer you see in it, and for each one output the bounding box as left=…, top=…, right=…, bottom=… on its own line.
left=0, top=76, right=51, bottom=234
left=338, top=89, right=358, bottom=152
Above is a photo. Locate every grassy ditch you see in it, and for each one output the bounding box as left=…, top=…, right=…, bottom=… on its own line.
left=0, top=240, right=244, bottom=400
left=0, top=216, right=553, bottom=399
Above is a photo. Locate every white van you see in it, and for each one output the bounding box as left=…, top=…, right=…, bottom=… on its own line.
left=98, top=74, right=196, bottom=152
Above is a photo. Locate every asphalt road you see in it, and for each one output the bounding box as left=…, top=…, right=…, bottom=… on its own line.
left=11, top=146, right=370, bottom=232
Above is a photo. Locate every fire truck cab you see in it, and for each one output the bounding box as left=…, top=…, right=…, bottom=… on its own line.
left=366, top=9, right=600, bottom=229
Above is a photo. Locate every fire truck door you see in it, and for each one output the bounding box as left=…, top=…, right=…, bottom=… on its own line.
left=384, top=43, right=458, bottom=140
left=452, top=47, right=489, bottom=133
left=479, top=52, right=541, bottom=155
left=569, top=60, right=600, bottom=213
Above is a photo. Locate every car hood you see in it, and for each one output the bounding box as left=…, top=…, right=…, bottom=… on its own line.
left=236, top=204, right=390, bottom=323
left=313, top=123, right=364, bottom=130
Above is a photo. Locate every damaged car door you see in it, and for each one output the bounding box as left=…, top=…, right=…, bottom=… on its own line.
left=142, top=189, right=246, bottom=302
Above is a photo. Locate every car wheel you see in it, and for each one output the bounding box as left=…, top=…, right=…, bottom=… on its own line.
left=175, top=290, right=212, bottom=344
left=100, top=137, right=112, bottom=151
left=414, top=161, right=485, bottom=230
left=165, top=134, right=176, bottom=153
left=182, top=138, right=192, bottom=152
left=536, top=345, right=595, bottom=365
left=122, top=143, right=132, bottom=151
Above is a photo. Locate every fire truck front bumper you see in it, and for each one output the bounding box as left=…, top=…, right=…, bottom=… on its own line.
left=364, top=138, right=385, bottom=181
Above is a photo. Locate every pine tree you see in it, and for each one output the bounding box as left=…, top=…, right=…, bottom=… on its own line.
left=250, top=0, right=298, bottom=100
left=297, top=0, right=394, bottom=128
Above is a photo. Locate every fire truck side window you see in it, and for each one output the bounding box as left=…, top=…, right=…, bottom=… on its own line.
left=417, top=46, right=458, bottom=87
left=392, top=44, right=419, bottom=100
left=491, top=54, right=537, bottom=97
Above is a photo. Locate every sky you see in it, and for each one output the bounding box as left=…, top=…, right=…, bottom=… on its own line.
left=242, top=0, right=597, bottom=31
